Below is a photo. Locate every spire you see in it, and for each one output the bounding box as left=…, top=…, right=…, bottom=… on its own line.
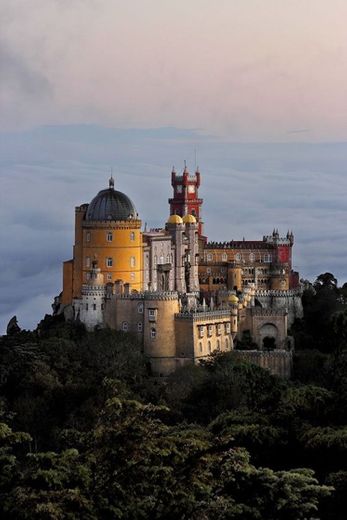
left=109, top=175, right=114, bottom=190
left=183, top=160, right=188, bottom=174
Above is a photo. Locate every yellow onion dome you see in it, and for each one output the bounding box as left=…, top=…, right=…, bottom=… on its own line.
left=182, top=214, right=197, bottom=224
left=167, top=214, right=183, bottom=225
left=228, top=294, right=239, bottom=304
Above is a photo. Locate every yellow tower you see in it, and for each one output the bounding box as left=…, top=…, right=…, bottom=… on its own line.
left=62, top=177, right=142, bottom=304
left=227, top=264, right=242, bottom=291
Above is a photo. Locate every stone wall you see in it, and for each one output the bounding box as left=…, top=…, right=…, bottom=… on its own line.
left=254, top=289, right=303, bottom=327
left=231, top=349, right=292, bottom=378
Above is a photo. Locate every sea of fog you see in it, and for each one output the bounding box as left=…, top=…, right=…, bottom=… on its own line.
left=1, top=125, right=347, bottom=333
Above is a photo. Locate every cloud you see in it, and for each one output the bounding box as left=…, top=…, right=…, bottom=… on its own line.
left=1, top=1, right=347, bottom=139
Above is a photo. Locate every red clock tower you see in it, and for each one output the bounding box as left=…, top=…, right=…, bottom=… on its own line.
left=168, top=164, right=204, bottom=234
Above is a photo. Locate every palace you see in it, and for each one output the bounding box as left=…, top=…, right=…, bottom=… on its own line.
left=59, top=165, right=303, bottom=377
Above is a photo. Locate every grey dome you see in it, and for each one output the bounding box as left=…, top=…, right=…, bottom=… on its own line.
left=86, top=182, right=137, bottom=221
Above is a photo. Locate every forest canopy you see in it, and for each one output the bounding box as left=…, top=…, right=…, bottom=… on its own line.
left=1, top=272, right=347, bottom=519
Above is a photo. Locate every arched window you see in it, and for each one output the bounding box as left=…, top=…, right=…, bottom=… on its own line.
left=225, top=337, right=229, bottom=349
left=130, top=256, right=136, bottom=268
left=199, top=342, right=203, bottom=353
left=130, top=232, right=135, bottom=241
left=208, top=341, right=211, bottom=353
left=122, top=321, right=129, bottom=332
left=107, top=232, right=113, bottom=242
left=137, top=322, right=143, bottom=332
left=217, top=339, right=220, bottom=350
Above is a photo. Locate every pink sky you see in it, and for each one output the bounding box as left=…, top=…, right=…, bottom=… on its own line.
left=2, top=0, right=347, bottom=140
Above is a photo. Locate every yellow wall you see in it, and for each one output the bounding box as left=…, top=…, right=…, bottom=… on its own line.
left=227, top=267, right=242, bottom=291
left=62, top=203, right=143, bottom=302
left=72, top=205, right=87, bottom=298
left=270, top=274, right=289, bottom=291
left=61, top=260, right=73, bottom=304
left=81, top=223, right=143, bottom=292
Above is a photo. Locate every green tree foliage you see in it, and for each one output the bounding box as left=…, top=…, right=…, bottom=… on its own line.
left=178, top=352, right=285, bottom=423
left=0, top=314, right=343, bottom=519
left=0, top=391, right=332, bottom=520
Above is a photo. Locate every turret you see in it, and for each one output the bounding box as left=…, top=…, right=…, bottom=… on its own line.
left=168, top=163, right=204, bottom=235
left=74, top=263, right=106, bottom=331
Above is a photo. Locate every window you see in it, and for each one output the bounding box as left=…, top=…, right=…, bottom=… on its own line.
left=101, top=303, right=104, bottom=310
left=235, top=253, right=241, bottom=261
left=208, top=341, right=211, bottom=353
left=151, top=328, right=156, bottom=339
left=206, top=268, right=211, bottom=275
left=217, top=339, right=220, bottom=350
left=107, top=232, right=113, bottom=242
left=137, top=322, right=143, bottom=332
left=188, top=185, right=195, bottom=193
left=122, top=321, right=129, bottom=332
left=137, top=303, right=144, bottom=314
left=216, top=324, right=222, bottom=335
left=199, top=342, right=203, bottom=353
left=85, top=303, right=88, bottom=311
left=225, top=323, right=231, bottom=334
left=130, top=272, right=135, bottom=280
left=86, top=232, right=91, bottom=242
left=148, top=309, right=157, bottom=321
left=93, top=304, right=96, bottom=311
left=85, top=257, right=91, bottom=268
left=208, top=325, right=213, bottom=337
left=222, top=253, right=228, bottom=262
left=176, top=184, right=182, bottom=193
left=106, top=257, right=113, bottom=267
left=264, top=254, right=272, bottom=263
left=107, top=273, right=112, bottom=281
left=249, top=253, right=255, bottom=262
left=130, top=256, right=136, bottom=268
left=207, top=253, right=213, bottom=262
left=130, top=232, right=135, bottom=241
left=198, top=326, right=204, bottom=338
left=225, top=338, right=229, bottom=349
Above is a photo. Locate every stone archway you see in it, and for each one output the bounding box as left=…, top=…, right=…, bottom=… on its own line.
left=259, top=323, right=278, bottom=350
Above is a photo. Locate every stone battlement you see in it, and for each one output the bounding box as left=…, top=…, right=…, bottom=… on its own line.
left=205, top=241, right=273, bottom=249
left=251, top=307, right=287, bottom=317
left=119, top=290, right=179, bottom=301
left=231, top=349, right=293, bottom=378
left=255, top=288, right=302, bottom=297
left=175, top=309, right=231, bottom=321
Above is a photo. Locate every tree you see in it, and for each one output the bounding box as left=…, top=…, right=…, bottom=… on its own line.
left=314, top=273, right=338, bottom=291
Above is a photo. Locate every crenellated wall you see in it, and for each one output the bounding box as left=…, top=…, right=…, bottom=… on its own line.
left=231, top=349, right=292, bottom=378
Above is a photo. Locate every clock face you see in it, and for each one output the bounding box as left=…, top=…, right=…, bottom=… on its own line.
left=176, top=185, right=182, bottom=193
left=188, top=185, right=195, bottom=194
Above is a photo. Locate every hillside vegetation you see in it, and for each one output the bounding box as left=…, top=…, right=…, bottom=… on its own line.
left=1, top=273, right=347, bottom=519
